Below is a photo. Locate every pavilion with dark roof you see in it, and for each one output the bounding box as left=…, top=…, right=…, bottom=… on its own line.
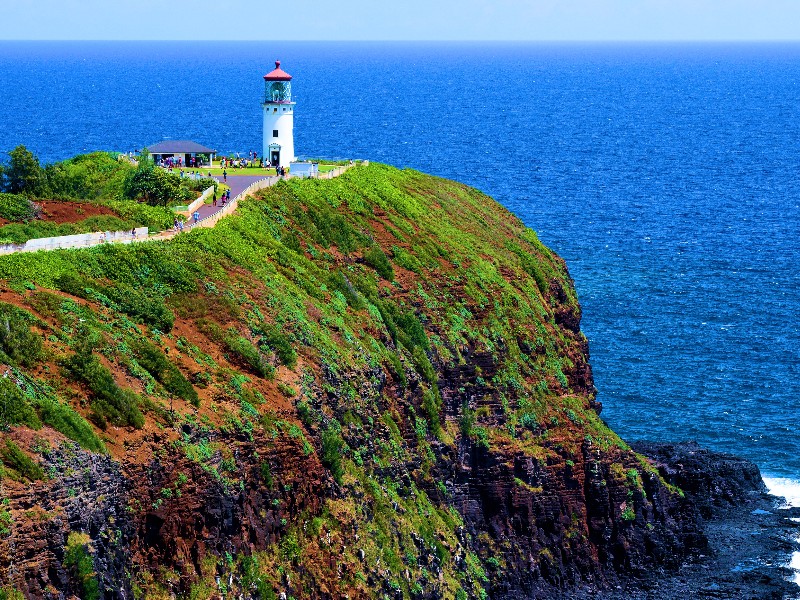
left=144, top=140, right=217, bottom=166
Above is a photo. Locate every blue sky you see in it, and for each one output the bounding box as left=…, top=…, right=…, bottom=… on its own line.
left=4, top=0, right=800, bottom=41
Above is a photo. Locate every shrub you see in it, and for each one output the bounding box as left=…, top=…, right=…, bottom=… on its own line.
left=0, top=193, right=39, bottom=222
left=0, top=379, right=41, bottom=429
left=104, top=200, right=178, bottom=232
left=101, top=285, right=175, bottom=332
left=62, top=348, right=144, bottom=429
left=56, top=273, right=92, bottom=299
left=225, top=332, right=273, bottom=378
left=0, top=587, right=24, bottom=600
left=0, top=440, right=45, bottom=481
left=132, top=340, right=199, bottom=406
left=386, top=351, right=407, bottom=389
left=327, top=271, right=365, bottom=310
left=259, top=323, right=296, bottom=369
left=459, top=403, right=475, bottom=438
left=422, top=387, right=442, bottom=435
left=363, top=246, right=394, bottom=281
left=0, top=302, right=43, bottom=367
left=306, top=203, right=365, bottom=253
left=199, top=319, right=273, bottom=379
left=123, top=166, right=192, bottom=207
left=260, top=461, right=273, bottom=488
left=390, top=245, right=423, bottom=274
left=64, top=532, right=100, bottom=600
left=34, top=398, right=105, bottom=453
left=321, top=426, right=345, bottom=484
left=44, top=151, right=131, bottom=200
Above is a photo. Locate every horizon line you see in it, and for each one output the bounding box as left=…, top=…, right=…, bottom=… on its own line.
left=2, top=38, right=800, bottom=44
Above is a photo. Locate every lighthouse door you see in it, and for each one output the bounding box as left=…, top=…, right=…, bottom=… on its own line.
left=271, top=150, right=280, bottom=167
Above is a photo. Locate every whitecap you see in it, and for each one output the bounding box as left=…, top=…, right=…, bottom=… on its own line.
left=763, top=477, right=800, bottom=590
left=764, top=477, right=800, bottom=509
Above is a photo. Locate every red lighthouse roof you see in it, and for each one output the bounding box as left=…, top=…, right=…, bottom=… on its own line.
left=264, top=60, right=292, bottom=81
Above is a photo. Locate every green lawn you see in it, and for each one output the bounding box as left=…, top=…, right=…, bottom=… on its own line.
left=178, top=163, right=343, bottom=177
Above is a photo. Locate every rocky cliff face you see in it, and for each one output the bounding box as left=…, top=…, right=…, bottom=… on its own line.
left=0, top=164, right=712, bottom=599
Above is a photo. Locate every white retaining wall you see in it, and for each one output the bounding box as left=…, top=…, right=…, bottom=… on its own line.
left=179, top=185, right=216, bottom=215
left=0, top=227, right=149, bottom=255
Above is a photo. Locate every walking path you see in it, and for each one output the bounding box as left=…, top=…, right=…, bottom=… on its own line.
left=0, top=163, right=362, bottom=255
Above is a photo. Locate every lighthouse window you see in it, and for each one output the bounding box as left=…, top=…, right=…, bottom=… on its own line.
left=273, top=130, right=279, bottom=137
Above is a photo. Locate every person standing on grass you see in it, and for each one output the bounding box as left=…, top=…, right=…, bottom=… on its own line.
left=223, top=168, right=227, bottom=182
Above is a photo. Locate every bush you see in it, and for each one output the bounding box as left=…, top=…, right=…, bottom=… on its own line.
left=422, top=386, right=442, bottom=435
left=101, top=285, right=175, bottom=332
left=0, top=302, right=43, bottom=367
left=132, top=341, right=199, bottom=406
left=1, top=145, right=47, bottom=196
left=0, top=193, right=39, bottom=222
left=321, top=426, right=345, bottom=484
left=0, top=215, right=135, bottom=245
left=225, top=333, right=273, bottom=378
left=197, top=320, right=273, bottom=378
left=62, top=347, right=144, bottom=429
left=34, top=398, right=105, bottom=453
left=44, top=151, right=131, bottom=200
left=306, top=203, right=365, bottom=253
left=327, top=271, right=365, bottom=311
left=363, top=246, right=394, bottom=281
left=64, top=532, right=100, bottom=600
left=0, top=440, right=45, bottom=481
left=60, top=277, right=175, bottom=332
left=259, top=323, right=296, bottom=369
left=124, top=165, right=193, bottom=207
left=104, top=200, right=178, bottom=232
left=0, top=379, right=41, bottom=429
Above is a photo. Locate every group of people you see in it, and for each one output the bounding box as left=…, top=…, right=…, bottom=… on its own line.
left=212, top=188, right=232, bottom=207
left=177, top=170, right=207, bottom=180
left=159, top=156, right=207, bottom=169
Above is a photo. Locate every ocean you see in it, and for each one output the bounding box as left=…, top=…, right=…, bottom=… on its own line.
left=0, top=41, right=798, bottom=489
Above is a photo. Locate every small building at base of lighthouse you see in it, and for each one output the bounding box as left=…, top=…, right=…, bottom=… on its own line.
left=262, top=60, right=296, bottom=169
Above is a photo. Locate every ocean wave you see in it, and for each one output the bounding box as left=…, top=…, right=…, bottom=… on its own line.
left=764, top=476, right=800, bottom=508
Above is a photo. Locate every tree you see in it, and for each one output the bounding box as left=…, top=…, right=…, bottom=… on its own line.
left=137, top=147, right=153, bottom=169
left=2, top=145, right=47, bottom=196
left=124, top=166, right=188, bottom=207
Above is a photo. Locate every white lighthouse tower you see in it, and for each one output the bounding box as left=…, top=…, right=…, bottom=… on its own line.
left=262, top=60, right=295, bottom=168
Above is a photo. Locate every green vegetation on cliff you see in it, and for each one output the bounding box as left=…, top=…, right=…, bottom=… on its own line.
left=0, top=163, right=682, bottom=599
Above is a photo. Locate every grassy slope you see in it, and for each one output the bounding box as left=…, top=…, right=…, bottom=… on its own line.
left=0, top=163, right=658, bottom=598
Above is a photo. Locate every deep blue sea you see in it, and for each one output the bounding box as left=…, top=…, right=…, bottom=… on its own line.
left=1, top=42, right=798, bottom=486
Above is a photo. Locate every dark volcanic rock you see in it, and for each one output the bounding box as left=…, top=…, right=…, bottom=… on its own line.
left=594, top=441, right=800, bottom=600
left=633, top=441, right=767, bottom=519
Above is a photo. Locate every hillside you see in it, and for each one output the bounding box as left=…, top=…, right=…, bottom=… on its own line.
left=0, top=163, right=699, bottom=599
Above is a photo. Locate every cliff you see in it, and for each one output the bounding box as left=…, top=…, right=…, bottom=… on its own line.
left=0, top=164, right=704, bottom=599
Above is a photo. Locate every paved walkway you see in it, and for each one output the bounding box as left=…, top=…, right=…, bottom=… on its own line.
left=0, top=164, right=362, bottom=254
left=193, top=175, right=273, bottom=222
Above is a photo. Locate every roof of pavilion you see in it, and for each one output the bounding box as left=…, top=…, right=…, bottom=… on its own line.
left=146, top=140, right=217, bottom=154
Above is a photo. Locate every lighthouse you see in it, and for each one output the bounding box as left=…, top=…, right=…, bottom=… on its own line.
left=262, top=60, right=295, bottom=168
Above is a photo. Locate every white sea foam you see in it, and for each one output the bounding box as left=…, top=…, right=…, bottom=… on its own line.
left=763, top=477, right=800, bottom=509
left=763, top=477, right=800, bottom=591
